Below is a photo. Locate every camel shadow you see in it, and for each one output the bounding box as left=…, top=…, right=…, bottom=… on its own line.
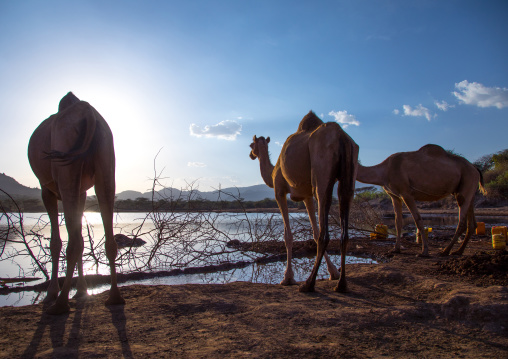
left=21, top=299, right=131, bottom=358
left=22, top=307, right=71, bottom=358
left=108, top=304, right=133, bottom=358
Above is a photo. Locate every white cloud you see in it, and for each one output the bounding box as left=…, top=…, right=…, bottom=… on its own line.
left=188, top=162, right=206, bottom=167
left=434, top=100, right=454, bottom=111
left=453, top=80, right=508, bottom=109
left=328, top=110, right=360, bottom=128
left=393, top=109, right=400, bottom=115
left=401, top=104, right=434, bottom=121
left=189, top=120, right=242, bottom=140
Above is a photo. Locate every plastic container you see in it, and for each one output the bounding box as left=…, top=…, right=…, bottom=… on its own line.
left=374, top=224, right=388, bottom=240
left=491, top=226, right=507, bottom=239
left=492, top=233, right=506, bottom=250
left=476, top=222, right=485, bottom=235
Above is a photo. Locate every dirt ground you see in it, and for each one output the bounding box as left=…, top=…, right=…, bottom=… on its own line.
left=1, top=227, right=507, bottom=358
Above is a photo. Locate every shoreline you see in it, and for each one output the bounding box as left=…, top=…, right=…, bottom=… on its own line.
left=12, top=206, right=508, bottom=215
left=0, top=233, right=506, bottom=358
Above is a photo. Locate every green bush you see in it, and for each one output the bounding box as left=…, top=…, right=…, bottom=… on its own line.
left=354, top=187, right=389, bottom=202
left=482, top=149, right=508, bottom=199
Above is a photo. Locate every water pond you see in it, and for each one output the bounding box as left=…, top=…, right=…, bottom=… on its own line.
left=2, top=210, right=507, bottom=307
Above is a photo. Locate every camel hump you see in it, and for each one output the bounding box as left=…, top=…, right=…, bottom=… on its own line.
left=46, top=101, right=98, bottom=163
left=58, top=92, right=80, bottom=112
left=418, top=144, right=446, bottom=156
left=297, top=111, right=323, bottom=132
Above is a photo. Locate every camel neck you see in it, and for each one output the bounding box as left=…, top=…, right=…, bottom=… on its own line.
left=258, top=146, right=275, bottom=188
left=356, top=164, right=387, bottom=187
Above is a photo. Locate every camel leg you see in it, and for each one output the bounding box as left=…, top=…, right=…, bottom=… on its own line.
left=389, top=194, right=404, bottom=253
left=73, top=257, right=88, bottom=298
left=95, top=170, right=125, bottom=306
left=41, top=187, right=62, bottom=303
left=440, top=194, right=472, bottom=256
left=451, top=204, right=475, bottom=256
left=402, top=197, right=429, bottom=257
left=66, top=191, right=88, bottom=299
left=72, top=192, right=88, bottom=299
left=334, top=176, right=354, bottom=293
left=46, top=189, right=86, bottom=315
left=303, top=197, right=339, bottom=280
left=276, top=192, right=297, bottom=286
left=299, top=180, right=334, bottom=293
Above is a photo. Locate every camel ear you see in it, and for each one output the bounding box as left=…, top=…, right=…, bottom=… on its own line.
left=266, top=137, right=270, bottom=143
left=253, top=135, right=257, bottom=141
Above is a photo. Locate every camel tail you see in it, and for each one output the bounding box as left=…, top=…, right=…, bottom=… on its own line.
left=477, top=167, right=487, bottom=196
left=45, top=108, right=98, bottom=165
left=337, top=135, right=358, bottom=206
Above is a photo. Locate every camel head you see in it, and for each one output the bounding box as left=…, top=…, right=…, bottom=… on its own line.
left=249, top=135, right=270, bottom=160
left=58, top=92, right=80, bottom=112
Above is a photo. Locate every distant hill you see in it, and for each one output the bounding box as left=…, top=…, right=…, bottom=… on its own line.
left=0, top=173, right=378, bottom=203
left=115, top=184, right=275, bottom=202
left=0, top=173, right=41, bottom=198
left=115, top=182, right=378, bottom=202
left=115, top=190, right=148, bottom=201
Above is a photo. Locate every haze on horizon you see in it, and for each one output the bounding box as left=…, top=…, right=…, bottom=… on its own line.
left=1, top=1, right=507, bottom=194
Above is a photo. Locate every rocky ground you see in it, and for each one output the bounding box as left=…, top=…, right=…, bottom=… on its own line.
left=0, top=223, right=507, bottom=358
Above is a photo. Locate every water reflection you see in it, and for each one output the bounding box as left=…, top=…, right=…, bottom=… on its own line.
left=0, top=254, right=376, bottom=307
left=2, top=210, right=505, bottom=308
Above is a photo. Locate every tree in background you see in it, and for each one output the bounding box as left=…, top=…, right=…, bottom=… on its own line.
left=475, top=149, right=508, bottom=199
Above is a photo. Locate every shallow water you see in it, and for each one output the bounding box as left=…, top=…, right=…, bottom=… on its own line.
left=2, top=210, right=506, bottom=307
left=0, top=254, right=376, bottom=307
left=0, top=211, right=306, bottom=281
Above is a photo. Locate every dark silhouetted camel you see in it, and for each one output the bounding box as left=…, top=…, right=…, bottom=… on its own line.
left=28, top=92, right=124, bottom=314
left=250, top=111, right=358, bottom=292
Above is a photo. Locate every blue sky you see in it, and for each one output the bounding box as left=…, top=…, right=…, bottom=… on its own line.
left=1, top=0, right=507, bottom=194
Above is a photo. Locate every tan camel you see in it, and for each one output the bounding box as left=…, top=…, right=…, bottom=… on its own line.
left=28, top=92, right=125, bottom=314
left=356, top=144, right=486, bottom=257
left=250, top=111, right=359, bottom=292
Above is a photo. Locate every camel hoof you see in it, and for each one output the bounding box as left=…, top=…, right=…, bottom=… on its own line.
left=328, top=272, right=340, bottom=281
left=105, top=297, right=126, bottom=306
left=46, top=302, right=71, bottom=315
left=416, top=253, right=430, bottom=258
left=280, top=278, right=297, bottom=286
left=298, top=283, right=315, bottom=293
left=437, top=251, right=449, bottom=257
left=390, top=248, right=401, bottom=254
left=43, top=293, right=58, bottom=304
left=450, top=250, right=463, bottom=256
left=333, top=277, right=348, bottom=293
left=105, top=293, right=126, bottom=306
left=334, top=284, right=348, bottom=293
left=72, top=290, right=89, bottom=299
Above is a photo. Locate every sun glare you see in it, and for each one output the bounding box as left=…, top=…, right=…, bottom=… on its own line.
left=82, top=212, right=103, bottom=225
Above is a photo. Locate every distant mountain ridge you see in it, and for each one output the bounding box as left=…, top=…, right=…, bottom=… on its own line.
left=115, top=184, right=275, bottom=202
left=0, top=173, right=40, bottom=198
left=115, top=183, right=377, bottom=202
left=0, top=173, right=277, bottom=202
left=1, top=173, right=377, bottom=202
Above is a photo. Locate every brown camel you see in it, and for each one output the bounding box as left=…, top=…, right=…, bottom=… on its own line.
left=250, top=111, right=359, bottom=292
left=28, top=92, right=125, bottom=314
left=356, top=144, right=486, bottom=257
